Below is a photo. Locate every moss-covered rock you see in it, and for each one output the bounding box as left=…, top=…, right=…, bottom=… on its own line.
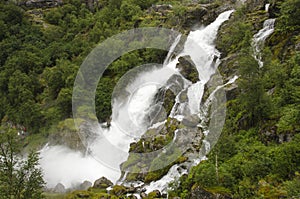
left=93, top=177, right=113, bottom=189
left=176, top=56, right=199, bottom=83
left=110, top=185, right=128, bottom=196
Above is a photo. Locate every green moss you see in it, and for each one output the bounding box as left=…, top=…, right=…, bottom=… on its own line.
left=206, top=186, right=232, bottom=195
left=121, top=153, right=141, bottom=170
left=65, top=190, right=117, bottom=199
left=110, top=185, right=127, bottom=196
left=43, top=193, right=66, bottom=199
left=23, top=132, right=48, bottom=152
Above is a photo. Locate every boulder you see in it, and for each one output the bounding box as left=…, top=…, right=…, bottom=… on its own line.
left=182, top=114, right=200, bottom=128
left=176, top=56, right=199, bottom=83
left=140, top=192, right=147, bottom=198
left=148, top=190, right=161, bottom=198
left=93, top=177, right=113, bottom=189
left=166, top=74, right=185, bottom=94
left=184, top=5, right=208, bottom=28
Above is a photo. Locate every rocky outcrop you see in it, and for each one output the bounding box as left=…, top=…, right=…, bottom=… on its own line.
left=183, top=5, right=208, bottom=28
left=48, top=119, right=86, bottom=152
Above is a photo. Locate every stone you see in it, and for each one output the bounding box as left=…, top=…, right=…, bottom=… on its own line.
left=184, top=5, right=208, bottom=28
left=140, top=192, right=147, bottom=198
left=176, top=56, right=199, bottom=83
left=93, top=177, right=113, bottom=189
left=166, top=74, right=185, bottom=94
left=148, top=190, right=161, bottom=198
left=182, top=114, right=200, bottom=128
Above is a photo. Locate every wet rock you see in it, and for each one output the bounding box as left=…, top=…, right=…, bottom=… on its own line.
left=148, top=190, right=161, bottom=198
left=176, top=56, right=199, bottom=83
left=140, top=192, right=147, bottom=198
left=224, top=82, right=239, bottom=101
left=147, top=86, right=176, bottom=124
left=93, top=177, right=113, bottom=189
left=178, top=89, right=188, bottom=103
left=53, top=183, right=66, bottom=193
left=146, top=103, right=167, bottom=126
left=166, top=74, right=185, bottom=94
left=183, top=5, right=208, bottom=28
left=182, top=114, right=200, bottom=128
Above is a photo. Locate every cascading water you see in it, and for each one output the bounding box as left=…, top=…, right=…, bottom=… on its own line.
left=265, top=3, right=270, bottom=12
left=252, top=17, right=276, bottom=67
left=40, top=10, right=236, bottom=194
left=142, top=10, right=235, bottom=194
left=40, top=65, right=176, bottom=189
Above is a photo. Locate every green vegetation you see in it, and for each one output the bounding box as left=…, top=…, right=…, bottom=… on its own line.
left=0, top=0, right=299, bottom=198
left=170, top=0, right=300, bottom=198
left=0, top=127, right=45, bottom=199
left=0, top=0, right=180, bottom=133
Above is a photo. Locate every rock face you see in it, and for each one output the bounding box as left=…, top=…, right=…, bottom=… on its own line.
left=184, top=5, right=208, bottom=28
left=93, top=177, right=113, bottom=189
left=166, top=74, right=185, bottom=94
left=48, top=119, right=86, bottom=152
left=176, top=56, right=199, bottom=83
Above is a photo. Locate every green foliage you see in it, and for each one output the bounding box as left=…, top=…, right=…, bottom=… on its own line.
left=0, top=127, right=45, bottom=199
left=277, top=0, right=300, bottom=32
left=170, top=0, right=300, bottom=198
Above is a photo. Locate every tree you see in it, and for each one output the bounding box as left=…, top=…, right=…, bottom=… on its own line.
left=0, top=127, right=45, bottom=199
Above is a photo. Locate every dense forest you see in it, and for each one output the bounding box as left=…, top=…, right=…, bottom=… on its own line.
left=0, top=0, right=299, bottom=198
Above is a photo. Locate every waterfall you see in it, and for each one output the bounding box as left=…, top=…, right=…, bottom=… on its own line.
left=252, top=18, right=276, bottom=67
left=142, top=10, right=235, bottom=194
left=265, top=3, right=270, bottom=12
left=40, top=9, right=235, bottom=192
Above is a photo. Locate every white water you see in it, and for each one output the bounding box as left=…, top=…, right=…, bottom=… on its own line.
left=40, top=10, right=234, bottom=192
left=265, top=3, right=270, bottom=12
left=40, top=144, right=120, bottom=188
left=143, top=10, right=234, bottom=194
left=252, top=18, right=275, bottom=67
left=40, top=65, right=177, bottom=188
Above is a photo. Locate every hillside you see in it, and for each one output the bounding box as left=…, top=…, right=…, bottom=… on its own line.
left=0, top=0, right=299, bottom=198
